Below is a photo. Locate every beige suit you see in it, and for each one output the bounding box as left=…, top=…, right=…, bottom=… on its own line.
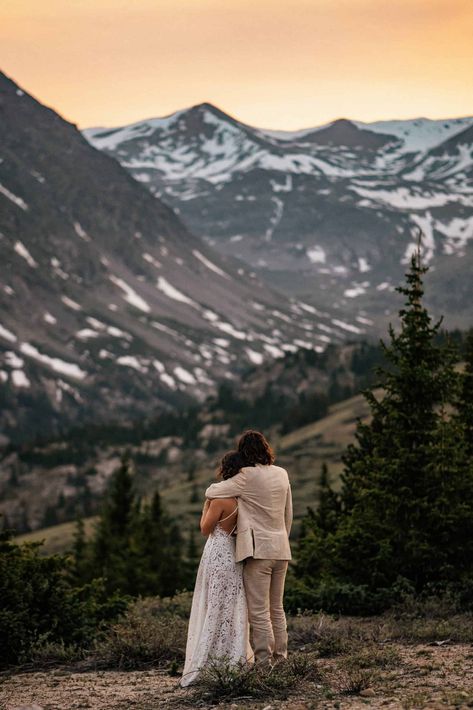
left=205, top=463, right=293, bottom=663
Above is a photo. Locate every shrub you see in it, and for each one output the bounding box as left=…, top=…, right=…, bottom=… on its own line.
left=288, top=610, right=386, bottom=662
left=340, top=645, right=401, bottom=670
left=0, top=531, right=128, bottom=668
left=189, top=652, right=321, bottom=703
left=93, top=597, right=187, bottom=669
left=134, top=591, right=192, bottom=619
left=28, top=640, right=86, bottom=668
left=285, top=575, right=395, bottom=616
left=337, top=667, right=376, bottom=695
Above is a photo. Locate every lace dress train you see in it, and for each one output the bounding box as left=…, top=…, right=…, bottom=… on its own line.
left=180, top=522, right=250, bottom=686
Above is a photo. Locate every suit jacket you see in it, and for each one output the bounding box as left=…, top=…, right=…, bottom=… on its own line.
left=205, top=463, right=292, bottom=563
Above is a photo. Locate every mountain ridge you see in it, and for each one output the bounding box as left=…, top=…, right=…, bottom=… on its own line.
left=84, top=102, right=473, bottom=334
left=0, top=71, right=351, bottom=445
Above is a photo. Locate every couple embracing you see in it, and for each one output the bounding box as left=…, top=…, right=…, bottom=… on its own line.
left=181, top=430, right=292, bottom=686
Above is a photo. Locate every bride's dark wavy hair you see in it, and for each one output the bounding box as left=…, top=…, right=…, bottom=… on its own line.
left=217, top=450, right=245, bottom=480
left=237, top=430, right=275, bottom=466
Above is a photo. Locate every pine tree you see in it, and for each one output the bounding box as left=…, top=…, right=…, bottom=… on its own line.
left=190, top=484, right=199, bottom=504
left=71, top=515, right=88, bottom=583
left=185, top=526, right=200, bottom=587
left=140, top=492, right=186, bottom=597
left=297, top=462, right=341, bottom=581
left=67, top=453, right=187, bottom=597
left=314, top=463, right=341, bottom=534
left=187, top=462, right=196, bottom=482
left=457, top=329, right=473, bottom=454
left=132, top=491, right=167, bottom=596
left=42, top=505, right=59, bottom=528
left=295, top=238, right=473, bottom=612
left=91, top=453, right=136, bottom=594
left=335, top=246, right=468, bottom=593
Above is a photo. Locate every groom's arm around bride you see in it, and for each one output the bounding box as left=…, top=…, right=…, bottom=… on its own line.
left=205, top=430, right=293, bottom=666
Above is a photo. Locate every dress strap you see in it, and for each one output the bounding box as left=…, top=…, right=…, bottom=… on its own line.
left=219, top=505, right=238, bottom=523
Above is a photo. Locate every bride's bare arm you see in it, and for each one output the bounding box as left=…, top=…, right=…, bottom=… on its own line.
left=200, top=499, right=225, bottom=536
left=200, top=498, right=211, bottom=531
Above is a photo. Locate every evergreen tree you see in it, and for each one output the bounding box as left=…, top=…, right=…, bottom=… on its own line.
left=185, top=526, right=200, bottom=587
left=42, top=505, right=59, bottom=528
left=88, top=459, right=186, bottom=597
left=134, top=492, right=185, bottom=596
left=457, top=329, right=473, bottom=454
left=91, top=453, right=136, bottom=594
left=314, top=463, right=341, bottom=534
left=190, top=483, right=199, bottom=504
left=295, top=241, right=473, bottom=612
left=187, top=462, right=196, bottom=482
left=71, top=515, right=88, bottom=583
left=297, top=462, right=341, bottom=582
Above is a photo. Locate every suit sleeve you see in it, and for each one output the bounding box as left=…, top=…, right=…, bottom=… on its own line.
left=284, top=484, right=293, bottom=536
left=205, top=470, right=247, bottom=499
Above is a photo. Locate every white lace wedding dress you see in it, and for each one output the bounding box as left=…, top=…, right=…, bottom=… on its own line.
left=180, top=509, right=251, bottom=687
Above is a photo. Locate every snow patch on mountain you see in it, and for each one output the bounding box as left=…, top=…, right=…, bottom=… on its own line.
left=116, top=355, right=148, bottom=373
left=11, top=369, right=30, bottom=387
left=245, top=348, right=264, bottom=365
left=156, top=276, right=198, bottom=306
left=0, top=183, right=28, bottom=211
left=143, top=253, right=162, bottom=269
left=437, top=216, right=473, bottom=252
left=61, top=296, right=82, bottom=311
left=353, top=117, right=473, bottom=153
left=20, top=342, right=88, bottom=380
left=331, top=319, right=364, bottom=334
left=0, top=324, right=17, bottom=343
left=109, top=275, right=151, bottom=313
left=83, top=110, right=188, bottom=150
left=73, top=221, right=90, bottom=241
left=192, top=249, right=230, bottom=279
left=307, top=246, right=326, bottom=264
left=14, top=241, right=37, bottom=267
left=174, top=366, right=197, bottom=384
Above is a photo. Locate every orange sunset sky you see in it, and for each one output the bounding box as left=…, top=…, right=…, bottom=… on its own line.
left=1, top=0, right=472, bottom=130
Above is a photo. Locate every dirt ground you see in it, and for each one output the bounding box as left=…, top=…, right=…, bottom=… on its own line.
left=1, top=642, right=473, bottom=710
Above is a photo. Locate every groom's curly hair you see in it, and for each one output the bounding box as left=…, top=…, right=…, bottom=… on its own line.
left=237, top=430, right=275, bottom=466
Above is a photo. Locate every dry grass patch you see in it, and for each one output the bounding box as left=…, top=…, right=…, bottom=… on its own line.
left=289, top=611, right=384, bottom=654
left=187, top=652, right=324, bottom=704
left=339, top=644, right=402, bottom=670
left=336, top=667, right=377, bottom=695
left=91, top=596, right=188, bottom=670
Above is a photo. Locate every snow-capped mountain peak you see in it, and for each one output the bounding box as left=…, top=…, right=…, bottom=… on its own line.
left=84, top=103, right=473, bottom=347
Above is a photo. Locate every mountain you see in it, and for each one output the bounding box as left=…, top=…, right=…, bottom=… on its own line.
left=0, top=73, right=352, bottom=445
left=84, top=106, right=473, bottom=331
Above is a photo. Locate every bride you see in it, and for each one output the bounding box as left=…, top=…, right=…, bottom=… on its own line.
left=180, top=450, right=251, bottom=687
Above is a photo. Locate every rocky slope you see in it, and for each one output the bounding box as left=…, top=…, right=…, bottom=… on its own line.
left=85, top=105, right=473, bottom=331
left=0, top=72, right=353, bottom=445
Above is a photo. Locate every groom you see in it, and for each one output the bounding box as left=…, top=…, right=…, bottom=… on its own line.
left=205, top=430, right=292, bottom=665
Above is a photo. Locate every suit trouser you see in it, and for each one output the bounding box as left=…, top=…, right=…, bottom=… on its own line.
left=242, top=558, right=289, bottom=664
